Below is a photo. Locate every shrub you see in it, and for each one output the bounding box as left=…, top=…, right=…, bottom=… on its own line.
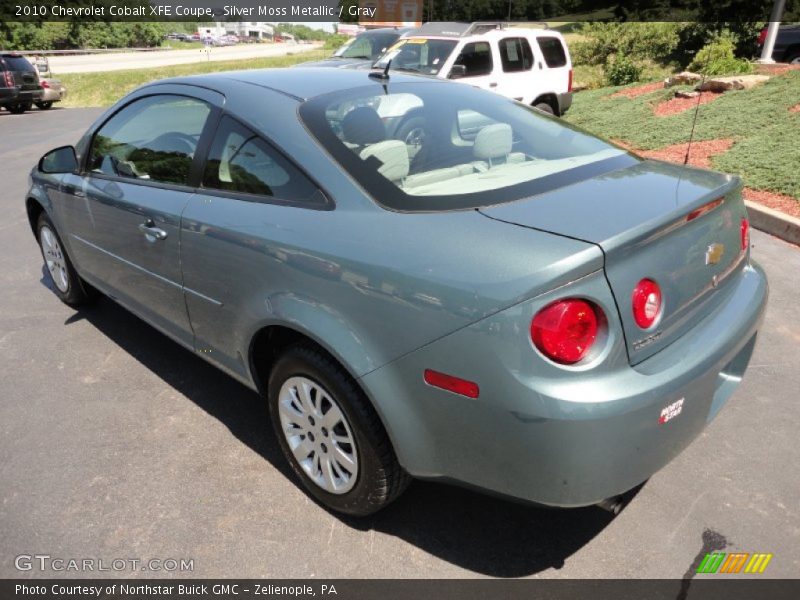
left=571, top=22, right=681, bottom=67
left=688, top=34, right=754, bottom=76
left=604, top=54, right=643, bottom=86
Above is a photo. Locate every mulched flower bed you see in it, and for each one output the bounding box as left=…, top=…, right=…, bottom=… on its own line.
left=611, top=137, right=800, bottom=219
left=743, top=188, right=800, bottom=219
left=653, top=91, right=723, bottom=116
left=632, top=138, right=735, bottom=169
left=755, top=63, right=800, bottom=76
left=609, top=81, right=664, bottom=99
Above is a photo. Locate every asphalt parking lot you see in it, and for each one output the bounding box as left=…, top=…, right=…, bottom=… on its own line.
left=1, top=108, right=798, bottom=579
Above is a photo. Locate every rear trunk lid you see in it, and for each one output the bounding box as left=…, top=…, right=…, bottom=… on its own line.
left=480, top=159, right=749, bottom=364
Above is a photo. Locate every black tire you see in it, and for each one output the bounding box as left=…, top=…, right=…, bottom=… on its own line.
left=36, top=212, right=95, bottom=306
left=534, top=102, right=556, bottom=115
left=36, top=101, right=53, bottom=110
left=7, top=103, right=27, bottom=114
left=267, top=344, right=410, bottom=516
left=786, top=53, right=800, bottom=65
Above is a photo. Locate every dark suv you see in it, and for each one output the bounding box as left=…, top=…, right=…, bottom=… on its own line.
left=758, top=24, right=800, bottom=64
left=1, top=53, right=43, bottom=114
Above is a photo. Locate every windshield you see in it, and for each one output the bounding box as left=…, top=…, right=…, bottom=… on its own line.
left=299, top=82, right=634, bottom=211
left=374, top=38, right=458, bottom=75
left=333, top=32, right=400, bottom=60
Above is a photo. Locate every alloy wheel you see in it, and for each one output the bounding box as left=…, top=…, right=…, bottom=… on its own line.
left=40, top=225, right=69, bottom=293
left=277, top=376, right=359, bottom=494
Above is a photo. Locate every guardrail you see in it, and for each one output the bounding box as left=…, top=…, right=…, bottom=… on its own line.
left=11, top=48, right=178, bottom=56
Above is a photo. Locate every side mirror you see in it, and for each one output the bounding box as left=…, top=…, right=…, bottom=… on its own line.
left=39, top=145, right=78, bottom=174
left=448, top=64, right=467, bottom=79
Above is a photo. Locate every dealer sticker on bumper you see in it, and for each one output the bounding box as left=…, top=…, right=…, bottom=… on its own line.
left=659, top=398, right=684, bottom=424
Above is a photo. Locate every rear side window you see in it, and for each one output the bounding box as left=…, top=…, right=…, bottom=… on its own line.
left=202, top=116, right=324, bottom=207
left=88, top=94, right=211, bottom=186
left=454, top=41, right=493, bottom=77
left=537, top=37, right=568, bottom=68
left=2, top=56, right=35, bottom=72
left=499, top=38, right=533, bottom=72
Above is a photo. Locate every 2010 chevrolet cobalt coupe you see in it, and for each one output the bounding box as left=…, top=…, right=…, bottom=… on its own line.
left=27, top=68, right=767, bottom=516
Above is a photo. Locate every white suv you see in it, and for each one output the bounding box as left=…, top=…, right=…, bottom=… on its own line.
left=374, top=22, right=573, bottom=116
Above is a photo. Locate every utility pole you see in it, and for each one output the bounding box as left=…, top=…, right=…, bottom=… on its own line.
left=758, top=0, right=786, bottom=64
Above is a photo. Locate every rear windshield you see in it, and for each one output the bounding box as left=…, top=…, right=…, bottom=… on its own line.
left=374, top=38, right=459, bottom=76
left=1, top=56, right=35, bottom=72
left=299, top=81, right=633, bottom=211
left=333, top=32, right=400, bottom=60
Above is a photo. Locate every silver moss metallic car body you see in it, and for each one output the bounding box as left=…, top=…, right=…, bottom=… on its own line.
left=26, top=68, right=767, bottom=510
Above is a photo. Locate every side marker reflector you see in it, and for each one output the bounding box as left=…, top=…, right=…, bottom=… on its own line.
left=424, top=369, right=479, bottom=398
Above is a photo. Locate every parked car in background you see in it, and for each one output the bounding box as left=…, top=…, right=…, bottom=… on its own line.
left=298, top=27, right=414, bottom=69
left=374, top=22, right=574, bottom=115
left=32, top=56, right=67, bottom=110
left=758, top=24, right=800, bottom=63
left=0, top=53, right=42, bottom=114
left=27, top=68, right=766, bottom=517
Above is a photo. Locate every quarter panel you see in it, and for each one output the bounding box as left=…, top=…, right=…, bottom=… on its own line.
left=179, top=193, right=602, bottom=382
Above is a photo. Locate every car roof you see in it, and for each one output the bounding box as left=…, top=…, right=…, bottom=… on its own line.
left=360, top=27, right=414, bottom=35
left=159, top=67, right=432, bottom=102
left=409, top=22, right=554, bottom=40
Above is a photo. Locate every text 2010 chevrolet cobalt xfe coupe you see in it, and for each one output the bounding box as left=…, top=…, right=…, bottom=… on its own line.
left=27, top=68, right=767, bottom=515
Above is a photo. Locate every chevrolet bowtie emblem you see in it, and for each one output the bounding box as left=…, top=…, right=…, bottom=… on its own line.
left=705, top=243, right=725, bottom=265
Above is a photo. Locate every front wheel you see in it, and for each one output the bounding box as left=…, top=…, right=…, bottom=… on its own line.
left=534, top=102, right=555, bottom=115
left=268, top=344, right=410, bottom=516
left=36, top=101, right=53, bottom=110
left=37, top=213, right=95, bottom=306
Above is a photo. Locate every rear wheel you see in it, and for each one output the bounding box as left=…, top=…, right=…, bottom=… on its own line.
left=7, top=103, right=28, bottom=114
left=268, top=344, right=410, bottom=516
left=36, top=101, right=53, bottom=110
left=535, top=101, right=555, bottom=115
left=36, top=213, right=95, bottom=306
left=787, top=53, right=800, bottom=64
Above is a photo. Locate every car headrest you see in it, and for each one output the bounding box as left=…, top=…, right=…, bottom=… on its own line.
left=342, top=106, right=385, bottom=146
left=359, top=140, right=409, bottom=183
left=473, top=123, right=513, bottom=161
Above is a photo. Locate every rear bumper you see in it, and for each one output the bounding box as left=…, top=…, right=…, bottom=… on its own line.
left=0, top=88, right=42, bottom=106
left=39, top=87, right=65, bottom=102
left=557, top=91, right=573, bottom=115
left=361, top=262, right=767, bottom=507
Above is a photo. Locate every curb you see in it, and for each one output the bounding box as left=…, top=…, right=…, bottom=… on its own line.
left=745, top=200, right=800, bottom=247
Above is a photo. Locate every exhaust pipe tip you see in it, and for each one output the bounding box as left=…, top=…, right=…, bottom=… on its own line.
left=596, top=496, right=624, bottom=515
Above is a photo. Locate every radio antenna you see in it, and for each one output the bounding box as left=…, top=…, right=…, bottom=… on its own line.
left=684, top=41, right=714, bottom=165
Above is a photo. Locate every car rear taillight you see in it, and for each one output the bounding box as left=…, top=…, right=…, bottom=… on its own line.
left=632, top=279, right=662, bottom=329
left=758, top=27, right=768, bottom=45
left=531, top=299, right=600, bottom=365
left=741, top=217, right=750, bottom=251
left=568, top=68, right=574, bottom=93
left=2, top=70, right=13, bottom=88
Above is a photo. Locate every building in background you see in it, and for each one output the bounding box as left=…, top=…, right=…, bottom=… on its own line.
left=200, top=22, right=275, bottom=41
left=359, top=0, right=423, bottom=28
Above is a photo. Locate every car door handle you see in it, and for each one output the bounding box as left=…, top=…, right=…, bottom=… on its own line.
left=139, top=219, right=167, bottom=241
left=489, top=82, right=498, bottom=88
left=64, top=185, right=85, bottom=198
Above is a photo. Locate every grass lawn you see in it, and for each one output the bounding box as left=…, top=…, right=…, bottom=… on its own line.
left=565, top=70, right=800, bottom=200
left=59, top=49, right=329, bottom=108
